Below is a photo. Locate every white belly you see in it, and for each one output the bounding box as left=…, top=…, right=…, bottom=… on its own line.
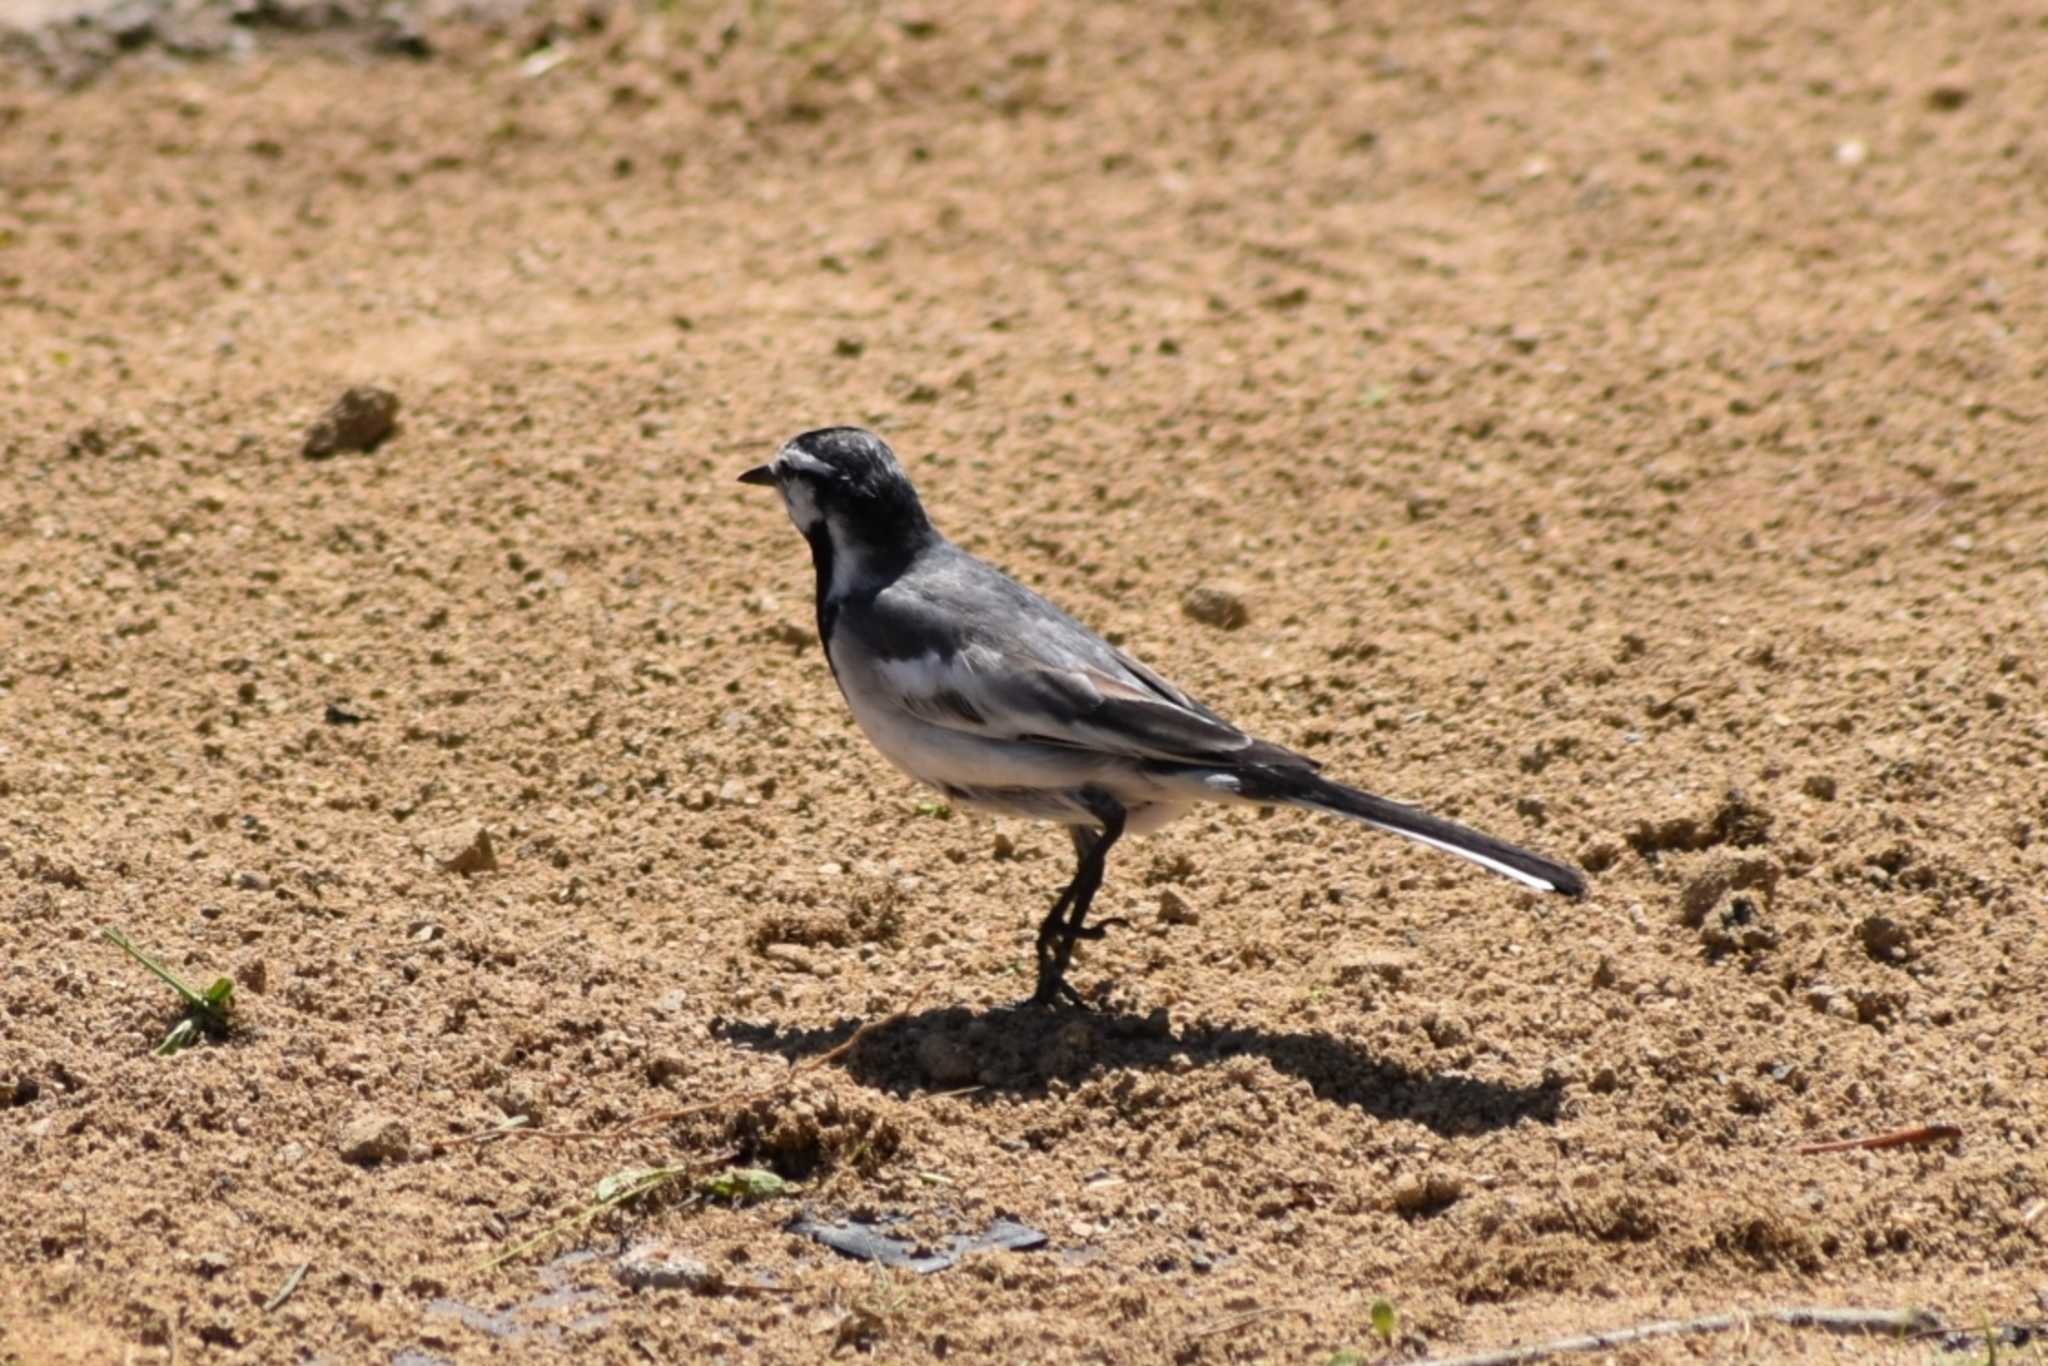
left=827, top=637, right=1194, bottom=831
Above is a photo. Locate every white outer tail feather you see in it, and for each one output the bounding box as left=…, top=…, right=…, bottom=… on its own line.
left=1294, top=794, right=1579, bottom=895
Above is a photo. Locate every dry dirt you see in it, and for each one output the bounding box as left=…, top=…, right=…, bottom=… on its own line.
left=3, top=1, right=2047, bottom=1362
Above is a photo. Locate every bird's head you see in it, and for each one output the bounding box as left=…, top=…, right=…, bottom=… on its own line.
left=740, top=428, right=935, bottom=578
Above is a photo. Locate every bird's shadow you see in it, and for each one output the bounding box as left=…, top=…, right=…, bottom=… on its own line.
left=713, top=1002, right=1560, bottom=1138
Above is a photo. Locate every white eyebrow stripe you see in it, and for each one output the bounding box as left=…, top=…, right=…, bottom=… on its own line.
left=777, top=445, right=834, bottom=477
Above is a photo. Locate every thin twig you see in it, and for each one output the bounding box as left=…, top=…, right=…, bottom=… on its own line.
left=1794, top=1123, right=1962, bottom=1154
left=474, top=1148, right=740, bottom=1273
left=1417, top=1306, right=1941, bottom=1366
left=802, top=991, right=926, bottom=1073
left=1907, top=1318, right=2048, bottom=1344
left=1184, top=1305, right=1314, bottom=1342
left=262, top=1263, right=308, bottom=1313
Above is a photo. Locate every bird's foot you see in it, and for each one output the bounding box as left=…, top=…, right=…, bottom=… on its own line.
left=1027, top=974, right=1091, bottom=1010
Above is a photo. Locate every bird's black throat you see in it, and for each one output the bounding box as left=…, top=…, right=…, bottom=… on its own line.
left=805, top=514, right=938, bottom=657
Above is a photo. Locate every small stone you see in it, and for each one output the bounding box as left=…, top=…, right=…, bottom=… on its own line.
left=413, top=821, right=497, bottom=876
left=1677, top=853, right=1777, bottom=928
left=338, top=1111, right=409, bottom=1165
left=374, top=14, right=433, bottom=58
left=761, top=942, right=816, bottom=974
left=992, top=832, right=1016, bottom=860
left=233, top=869, right=270, bottom=892
left=194, top=1251, right=232, bottom=1279
left=615, top=1241, right=719, bottom=1293
left=1390, top=1173, right=1465, bottom=1216
left=1422, top=1012, right=1468, bottom=1049
left=645, top=1052, right=689, bottom=1085
left=1834, top=138, right=1867, bottom=167
left=1727, top=1078, right=1770, bottom=1114
left=1180, top=583, right=1249, bottom=631
left=1859, top=915, right=1912, bottom=963
left=1157, top=888, right=1199, bottom=925
left=2, top=1075, right=39, bottom=1107
left=1335, top=950, right=1408, bottom=988
left=1362, top=951, right=1410, bottom=988
left=489, top=1081, right=543, bottom=1125
left=303, top=386, right=400, bottom=458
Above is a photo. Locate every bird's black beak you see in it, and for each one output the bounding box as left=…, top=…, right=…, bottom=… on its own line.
left=738, top=464, right=777, bottom=487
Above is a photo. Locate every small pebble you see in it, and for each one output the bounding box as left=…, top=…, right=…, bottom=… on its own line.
left=1157, top=888, right=1199, bottom=925
left=413, top=821, right=497, bottom=875
left=303, top=386, right=400, bottom=458
left=337, top=1112, right=409, bottom=1166
left=761, top=942, right=817, bottom=975
left=1180, top=583, right=1249, bottom=631
left=615, top=1242, right=720, bottom=1293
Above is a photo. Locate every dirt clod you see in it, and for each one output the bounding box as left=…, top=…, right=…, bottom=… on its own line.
left=1676, top=854, right=1779, bottom=928
left=1860, top=914, right=1913, bottom=963
left=1180, top=583, right=1249, bottom=631
left=761, top=942, right=819, bottom=974
left=615, top=1242, right=719, bottom=1293
left=303, top=385, right=400, bottom=458
left=1392, top=1173, right=1466, bottom=1219
left=412, top=821, right=497, bottom=875
left=337, top=1112, right=409, bottom=1166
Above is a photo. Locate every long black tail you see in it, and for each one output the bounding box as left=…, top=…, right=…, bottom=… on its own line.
left=1233, top=767, right=1586, bottom=898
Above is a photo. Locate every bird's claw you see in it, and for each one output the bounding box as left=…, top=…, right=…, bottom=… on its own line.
left=1027, top=976, right=1091, bottom=1010
left=1068, top=916, right=1130, bottom=942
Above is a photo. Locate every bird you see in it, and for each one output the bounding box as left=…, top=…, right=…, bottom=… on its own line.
left=739, top=426, right=1586, bottom=1007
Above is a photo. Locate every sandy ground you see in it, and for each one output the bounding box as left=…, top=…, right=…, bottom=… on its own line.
left=2, top=1, right=2046, bottom=1362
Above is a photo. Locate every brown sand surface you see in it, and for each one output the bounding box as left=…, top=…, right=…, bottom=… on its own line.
left=2, top=2, right=2045, bottom=1361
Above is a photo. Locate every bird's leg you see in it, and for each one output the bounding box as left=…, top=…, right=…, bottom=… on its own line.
left=1033, top=880, right=1079, bottom=990
left=1061, top=825, right=1131, bottom=943
left=1031, top=789, right=1127, bottom=1007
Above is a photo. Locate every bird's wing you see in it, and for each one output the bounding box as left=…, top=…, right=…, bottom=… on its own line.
left=850, top=555, right=1313, bottom=769
left=1000, top=654, right=1313, bottom=767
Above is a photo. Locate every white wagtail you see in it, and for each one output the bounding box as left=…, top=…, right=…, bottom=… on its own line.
left=741, top=427, right=1586, bottom=1006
